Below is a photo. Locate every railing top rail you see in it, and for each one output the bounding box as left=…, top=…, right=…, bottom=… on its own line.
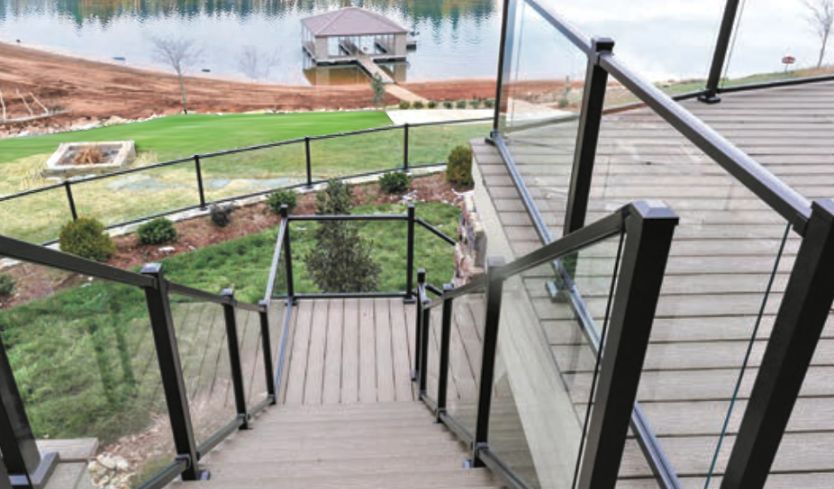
left=599, top=54, right=812, bottom=232
left=287, top=213, right=406, bottom=222
left=524, top=0, right=592, bottom=53
left=0, top=234, right=154, bottom=288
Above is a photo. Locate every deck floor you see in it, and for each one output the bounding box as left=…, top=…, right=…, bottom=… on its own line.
left=474, top=81, right=834, bottom=488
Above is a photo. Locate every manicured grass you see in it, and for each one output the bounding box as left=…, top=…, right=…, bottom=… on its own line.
left=0, top=201, right=458, bottom=447
left=0, top=111, right=392, bottom=165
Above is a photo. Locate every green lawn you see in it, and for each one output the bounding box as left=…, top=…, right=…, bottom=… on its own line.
left=0, top=111, right=392, bottom=165
left=0, top=201, right=458, bottom=452
left=0, top=111, right=487, bottom=244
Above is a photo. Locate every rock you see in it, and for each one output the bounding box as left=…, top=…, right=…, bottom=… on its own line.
left=158, top=246, right=176, bottom=254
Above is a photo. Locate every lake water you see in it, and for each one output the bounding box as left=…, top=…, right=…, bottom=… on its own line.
left=0, top=0, right=824, bottom=85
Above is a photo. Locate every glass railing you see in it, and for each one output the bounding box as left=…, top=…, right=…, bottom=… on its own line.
left=0, top=233, right=280, bottom=488
left=413, top=202, right=677, bottom=489
left=0, top=119, right=489, bottom=246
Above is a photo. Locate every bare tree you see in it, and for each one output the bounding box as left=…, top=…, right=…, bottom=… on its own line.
left=151, top=36, right=202, bottom=113
left=805, top=0, right=834, bottom=68
left=238, top=45, right=278, bottom=81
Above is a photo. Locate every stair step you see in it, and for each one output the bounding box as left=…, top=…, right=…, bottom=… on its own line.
left=205, top=454, right=472, bottom=478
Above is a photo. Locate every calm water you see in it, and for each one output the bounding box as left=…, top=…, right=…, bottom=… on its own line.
left=0, top=0, right=824, bottom=85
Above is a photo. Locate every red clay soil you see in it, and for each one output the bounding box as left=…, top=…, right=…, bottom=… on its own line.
left=0, top=42, right=497, bottom=134
left=0, top=174, right=465, bottom=309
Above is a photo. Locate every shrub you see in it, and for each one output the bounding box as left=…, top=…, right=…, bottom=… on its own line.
left=443, top=100, right=453, bottom=109
left=210, top=204, right=234, bottom=228
left=370, top=74, right=385, bottom=106
left=304, top=180, right=380, bottom=292
left=470, top=98, right=482, bottom=108
left=558, top=97, right=570, bottom=108
left=267, top=189, right=297, bottom=214
left=413, top=100, right=425, bottom=109
left=456, top=100, right=467, bottom=109
left=446, top=145, right=474, bottom=188
left=59, top=218, right=116, bottom=262
left=0, top=274, right=14, bottom=298
left=398, top=100, right=411, bottom=110
left=378, top=172, right=412, bottom=194
left=427, top=100, right=437, bottom=109
left=484, top=98, right=495, bottom=109
left=138, top=218, right=177, bottom=245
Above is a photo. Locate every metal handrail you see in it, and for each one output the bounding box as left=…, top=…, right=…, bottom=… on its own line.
left=513, top=0, right=813, bottom=233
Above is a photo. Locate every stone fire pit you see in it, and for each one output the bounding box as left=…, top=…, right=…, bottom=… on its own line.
left=44, top=141, right=136, bottom=177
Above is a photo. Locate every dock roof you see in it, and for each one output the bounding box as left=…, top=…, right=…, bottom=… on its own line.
left=301, top=7, right=408, bottom=37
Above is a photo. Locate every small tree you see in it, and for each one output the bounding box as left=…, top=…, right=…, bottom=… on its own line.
left=151, top=36, right=202, bottom=113
left=805, top=0, right=834, bottom=68
left=370, top=74, right=386, bottom=106
left=238, top=45, right=277, bottom=81
left=304, top=180, right=380, bottom=292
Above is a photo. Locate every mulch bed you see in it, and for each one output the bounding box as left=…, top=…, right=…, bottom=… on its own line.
left=1, top=173, right=467, bottom=309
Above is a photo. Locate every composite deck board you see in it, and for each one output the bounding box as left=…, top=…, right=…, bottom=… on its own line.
left=472, top=81, right=834, bottom=486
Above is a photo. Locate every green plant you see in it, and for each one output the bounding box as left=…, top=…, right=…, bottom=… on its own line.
left=378, top=172, right=412, bottom=194
left=413, top=101, right=425, bottom=109
left=398, top=100, right=411, bottom=110
left=210, top=204, right=234, bottom=227
left=59, top=218, right=116, bottom=262
left=0, top=274, right=14, bottom=298
left=304, top=180, right=380, bottom=292
left=137, top=217, right=177, bottom=245
left=443, top=100, right=453, bottom=109
left=446, top=145, right=474, bottom=188
left=484, top=98, right=495, bottom=109
left=370, top=74, right=386, bottom=106
left=427, top=100, right=437, bottom=109
left=456, top=100, right=467, bottom=109
left=470, top=98, right=482, bottom=108
left=267, top=189, right=297, bottom=214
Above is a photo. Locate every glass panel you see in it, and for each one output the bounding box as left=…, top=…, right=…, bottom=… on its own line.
left=572, top=86, right=799, bottom=485
left=0, top=187, right=71, bottom=243
left=423, top=303, right=444, bottom=405
left=408, top=122, right=491, bottom=168
left=498, top=1, right=587, bottom=233
left=70, top=162, right=198, bottom=228
left=722, top=0, right=832, bottom=87
left=270, top=230, right=290, bottom=299
left=310, top=129, right=403, bottom=180
left=414, top=208, right=460, bottom=292
left=486, top=232, right=622, bottom=489
left=444, top=286, right=486, bottom=437
left=288, top=218, right=407, bottom=294
left=0, top=264, right=175, bottom=487
left=169, top=293, right=236, bottom=447
left=237, top=307, right=268, bottom=408
left=199, top=143, right=306, bottom=203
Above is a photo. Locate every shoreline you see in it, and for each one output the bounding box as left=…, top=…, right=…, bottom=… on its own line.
left=0, top=42, right=497, bottom=136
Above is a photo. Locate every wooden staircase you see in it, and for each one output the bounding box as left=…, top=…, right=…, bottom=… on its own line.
left=173, top=402, right=503, bottom=488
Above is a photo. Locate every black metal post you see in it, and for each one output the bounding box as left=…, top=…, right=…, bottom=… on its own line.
left=258, top=300, right=277, bottom=404
left=193, top=155, right=207, bottom=209
left=0, top=459, right=11, bottom=489
left=491, top=0, right=518, bottom=136
left=0, top=336, right=58, bottom=489
left=413, top=269, right=426, bottom=380
left=699, top=0, right=741, bottom=104
left=720, top=200, right=834, bottom=489
left=403, top=123, right=410, bottom=171
left=304, top=137, right=312, bottom=187
left=405, top=203, right=416, bottom=302
left=63, top=180, right=78, bottom=221
left=436, top=283, right=454, bottom=420
left=472, top=256, right=506, bottom=466
left=576, top=201, right=678, bottom=489
left=418, top=292, right=432, bottom=395
left=141, top=263, right=201, bottom=480
left=280, top=205, right=295, bottom=299
left=221, top=289, right=250, bottom=429
left=563, top=37, right=614, bottom=235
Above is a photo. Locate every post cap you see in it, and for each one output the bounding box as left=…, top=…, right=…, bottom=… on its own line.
left=141, top=263, right=163, bottom=275
left=591, top=37, right=615, bottom=52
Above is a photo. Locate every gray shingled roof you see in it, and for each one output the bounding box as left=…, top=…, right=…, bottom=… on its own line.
left=301, top=7, right=408, bottom=37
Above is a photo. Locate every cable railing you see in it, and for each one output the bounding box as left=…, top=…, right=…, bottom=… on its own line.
left=0, top=117, right=489, bottom=245
left=0, top=234, right=280, bottom=489
left=413, top=201, right=678, bottom=489
left=490, top=1, right=834, bottom=487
